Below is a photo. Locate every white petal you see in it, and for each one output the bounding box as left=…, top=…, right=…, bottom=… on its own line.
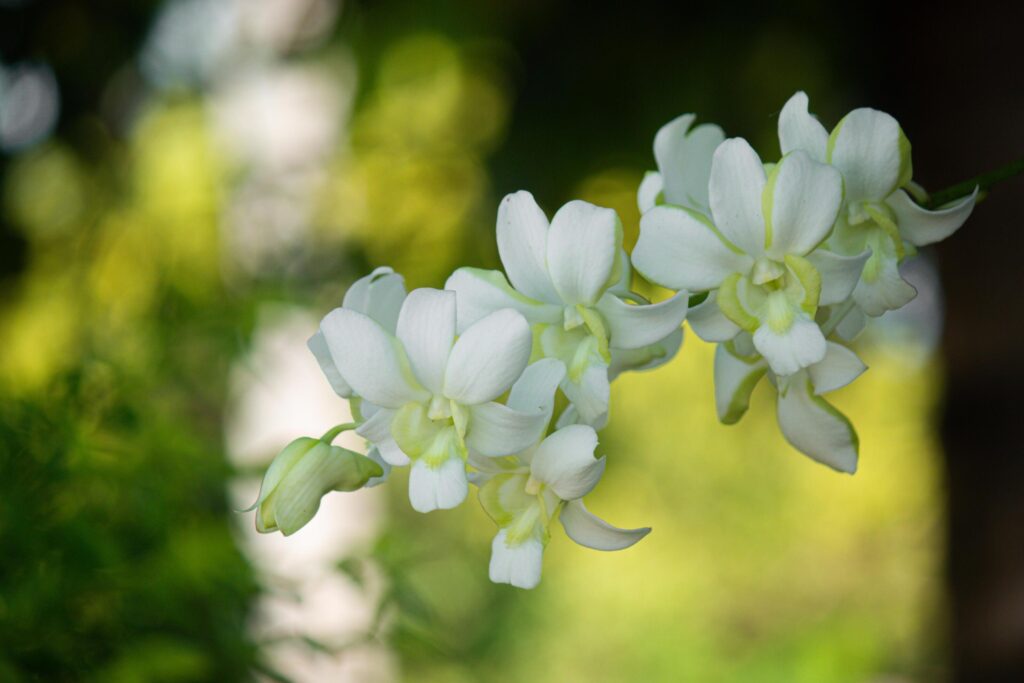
left=408, top=457, right=468, bottom=513
left=342, top=266, right=406, bottom=333
left=496, top=191, right=562, bottom=303
left=466, top=401, right=548, bottom=457
left=530, top=425, right=605, bottom=501
left=355, top=406, right=395, bottom=443
left=595, top=290, right=688, bottom=351
left=808, top=249, right=870, bottom=306
left=546, top=200, right=621, bottom=306
left=561, top=362, right=610, bottom=427
left=637, top=171, right=663, bottom=213
left=375, top=437, right=410, bottom=466
left=776, top=377, right=858, bottom=473
left=766, top=151, right=843, bottom=258
left=607, top=248, right=633, bottom=298
left=713, top=344, right=767, bottom=424
left=633, top=204, right=752, bottom=291
left=654, top=113, right=724, bottom=210
left=507, top=358, right=566, bottom=417
left=394, top=288, right=455, bottom=395
left=320, top=308, right=429, bottom=408
left=709, top=137, right=767, bottom=256
left=489, top=529, right=543, bottom=589
left=886, top=187, right=977, bottom=247
left=752, top=314, right=827, bottom=377
left=443, top=308, right=532, bottom=405
left=834, top=306, right=867, bottom=342
left=778, top=91, right=827, bottom=161
left=808, top=342, right=866, bottom=395
left=560, top=499, right=650, bottom=551
left=444, top=267, right=561, bottom=332
left=609, top=327, right=684, bottom=380
left=852, top=252, right=917, bottom=317
left=687, top=293, right=741, bottom=342
left=827, top=107, right=909, bottom=202
left=307, top=330, right=352, bottom=397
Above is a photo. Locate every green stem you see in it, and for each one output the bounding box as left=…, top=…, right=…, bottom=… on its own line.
left=925, top=157, right=1024, bottom=209
left=320, top=422, right=357, bottom=443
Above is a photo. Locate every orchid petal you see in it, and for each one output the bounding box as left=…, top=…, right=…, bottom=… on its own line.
left=765, top=150, right=843, bottom=258
left=687, top=293, right=741, bottom=342
left=886, top=187, right=977, bottom=247
left=507, top=358, right=567, bottom=418
left=827, top=107, right=911, bottom=202
left=546, top=200, right=621, bottom=306
left=808, top=249, right=870, bottom=306
left=752, top=314, right=827, bottom=377
left=778, top=91, right=827, bottom=161
left=307, top=330, right=352, bottom=398
left=489, top=529, right=543, bottom=589
left=408, top=457, right=468, bottom=513
left=466, top=402, right=548, bottom=457
left=808, top=342, right=866, bottom=395
left=777, top=377, right=858, bottom=474
left=713, top=344, right=768, bottom=424
left=560, top=499, right=651, bottom=551
left=530, top=425, right=605, bottom=501
left=496, top=191, right=562, bottom=303
left=609, top=327, right=684, bottom=380
left=320, top=308, right=429, bottom=409
left=342, top=266, right=406, bottom=333
left=445, top=267, right=561, bottom=331
left=396, top=288, right=456, bottom=395
left=709, top=138, right=767, bottom=256
left=637, top=171, right=663, bottom=213
left=654, top=113, right=724, bottom=211
left=443, top=308, right=532, bottom=405
left=596, top=290, right=688, bottom=351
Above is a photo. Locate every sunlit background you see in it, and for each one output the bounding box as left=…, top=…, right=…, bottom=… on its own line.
left=2, top=1, right=1022, bottom=681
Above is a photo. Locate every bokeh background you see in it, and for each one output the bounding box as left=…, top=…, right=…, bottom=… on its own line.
left=1, top=1, right=1022, bottom=681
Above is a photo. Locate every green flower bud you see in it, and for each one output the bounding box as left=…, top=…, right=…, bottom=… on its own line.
left=248, top=436, right=383, bottom=536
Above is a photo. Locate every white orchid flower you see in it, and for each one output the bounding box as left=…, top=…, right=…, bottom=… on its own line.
left=778, top=91, right=977, bottom=316
left=469, top=359, right=650, bottom=589
left=320, top=288, right=548, bottom=513
left=713, top=336, right=867, bottom=473
left=446, top=192, right=689, bottom=426
left=246, top=431, right=384, bottom=536
left=633, top=138, right=863, bottom=377
left=638, top=112, right=725, bottom=214
left=307, top=266, right=406, bottom=400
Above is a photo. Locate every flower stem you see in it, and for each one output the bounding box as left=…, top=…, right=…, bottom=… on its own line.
left=925, top=157, right=1024, bottom=209
left=320, top=423, right=357, bottom=443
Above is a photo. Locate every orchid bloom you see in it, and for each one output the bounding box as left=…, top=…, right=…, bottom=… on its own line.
left=470, top=359, right=650, bottom=589
left=633, top=138, right=865, bottom=377
left=778, top=91, right=977, bottom=317
left=320, top=288, right=549, bottom=513
left=307, top=266, right=406, bottom=484
left=713, top=336, right=867, bottom=473
left=446, top=192, right=689, bottom=426
left=247, top=431, right=384, bottom=536
left=637, top=112, right=725, bottom=215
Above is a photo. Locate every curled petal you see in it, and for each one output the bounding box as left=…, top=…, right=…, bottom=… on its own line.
left=886, top=187, right=977, bottom=247
left=560, top=499, right=651, bottom=551
left=808, top=249, right=870, bottom=306
left=687, top=293, right=741, bottom=343
left=597, top=290, right=688, bottom=351
left=466, top=402, right=548, bottom=457
left=445, top=267, right=561, bottom=331
left=808, top=342, right=866, bottom=395
left=713, top=344, right=767, bottom=424
left=507, top=358, right=567, bottom=418
left=307, top=330, right=352, bottom=398
left=530, top=425, right=605, bottom=501
left=637, top=171, right=664, bottom=213
left=654, top=113, right=724, bottom=211
left=776, top=377, right=859, bottom=474
left=342, top=266, right=407, bottom=333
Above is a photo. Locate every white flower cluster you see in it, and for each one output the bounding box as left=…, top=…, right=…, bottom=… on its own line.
left=251, top=92, right=976, bottom=589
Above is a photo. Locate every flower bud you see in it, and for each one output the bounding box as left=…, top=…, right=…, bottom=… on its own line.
left=248, top=436, right=384, bottom=536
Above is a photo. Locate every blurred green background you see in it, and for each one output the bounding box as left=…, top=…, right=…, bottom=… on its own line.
left=2, top=1, right=1022, bottom=681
